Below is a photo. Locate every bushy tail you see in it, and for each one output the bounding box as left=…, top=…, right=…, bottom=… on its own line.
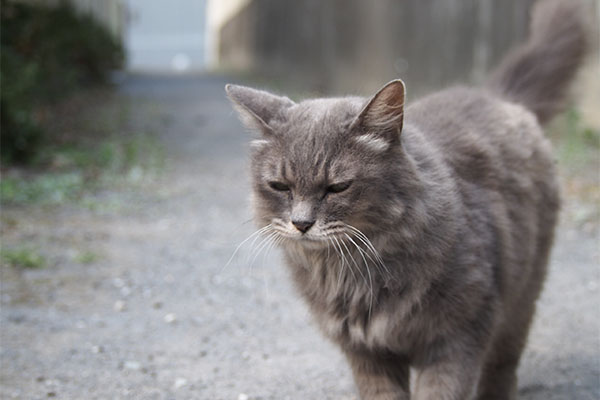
left=488, top=0, right=589, bottom=124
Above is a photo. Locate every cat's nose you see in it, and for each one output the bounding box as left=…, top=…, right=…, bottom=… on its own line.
left=292, top=220, right=314, bottom=233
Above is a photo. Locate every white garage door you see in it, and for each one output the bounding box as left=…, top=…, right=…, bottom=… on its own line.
left=125, top=0, right=207, bottom=72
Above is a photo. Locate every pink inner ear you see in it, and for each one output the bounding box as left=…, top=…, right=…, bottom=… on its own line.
left=380, top=85, right=405, bottom=109
left=361, top=81, right=405, bottom=131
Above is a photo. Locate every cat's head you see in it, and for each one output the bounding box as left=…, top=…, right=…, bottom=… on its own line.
left=226, top=80, right=411, bottom=249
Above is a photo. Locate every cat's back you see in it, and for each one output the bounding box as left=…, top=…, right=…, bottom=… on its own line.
left=405, top=87, right=558, bottom=197
left=405, top=87, right=560, bottom=304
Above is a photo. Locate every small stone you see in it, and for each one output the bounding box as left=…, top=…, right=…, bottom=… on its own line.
left=164, top=313, right=177, bottom=324
left=47, top=392, right=56, bottom=398
left=238, top=393, right=249, bottom=400
left=124, top=361, right=141, bottom=370
left=8, top=313, right=25, bottom=324
left=128, top=166, right=144, bottom=182
left=153, top=301, right=163, bottom=309
left=114, top=300, right=126, bottom=312
left=91, top=345, right=104, bottom=354
left=173, top=377, right=187, bottom=389
left=113, top=278, right=125, bottom=288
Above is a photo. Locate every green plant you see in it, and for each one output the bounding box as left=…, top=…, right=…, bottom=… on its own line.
left=0, top=131, right=165, bottom=206
left=0, top=46, right=43, bottom=163
left=74, top=250, right=100, bottom=264
left=1, top=0, right=124, bottom=164
left=1, top=247, right=46, bottom=269
left=549, top=107, right=600, bottom=170
left=0, top=173, right=85, bottom=205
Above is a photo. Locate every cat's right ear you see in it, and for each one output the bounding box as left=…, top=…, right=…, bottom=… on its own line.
left=350, top=80, right=405, bottom=151
left=225, top=84, right=295, bottom=136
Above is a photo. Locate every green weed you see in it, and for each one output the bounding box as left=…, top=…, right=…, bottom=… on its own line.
left=549, top=108, right=600, bottom=170
left=74, top=250, right=100, bottom=264
left=0, top=172, right=85, bottom=204
left=1, top=0, right=123, bottom=163
left=1, top=131, right=165, bottom=207
left=1, top=247, right=45, bottom=269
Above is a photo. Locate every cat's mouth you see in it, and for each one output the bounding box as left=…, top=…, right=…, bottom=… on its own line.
left=269, top=219, right=383, bottom=257
left=267, top=220, right=387, bottom=269
left=295, top=236, right=330, bottom=249
left=272, top=221, right=369, bottom=250
left=269, top=222, right=332, bottom=248
left=281, top=231, right=331, bottom=248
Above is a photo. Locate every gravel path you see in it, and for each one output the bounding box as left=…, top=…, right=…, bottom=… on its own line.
left=1, top=74, right=598, bottom=399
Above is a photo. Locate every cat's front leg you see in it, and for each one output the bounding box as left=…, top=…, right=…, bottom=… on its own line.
left=412, top=355, right=482, bottom=400
left=345, top=350, right=410, bottom=400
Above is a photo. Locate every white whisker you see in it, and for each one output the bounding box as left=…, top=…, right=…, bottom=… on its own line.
left=249, top=231, right=279, bottom=268
left=348, top=232, right=387, bottom=279
left=264, top=234, right=284, bottom=263
left=222, top=224, right=273, bottom=273
left=342, top=233, right=374, bottom=319
left=345, top=224, right=391, bottom=276
left=332, top=235, right=356, bottom=283
left=327, top=237, right=344, bottom=290
left=340, top=235, right=367, bottom=287
left=344, top=233, right=377, bottom=267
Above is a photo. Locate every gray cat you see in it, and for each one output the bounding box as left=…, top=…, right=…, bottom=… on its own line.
left=225, top=0, right=588, bottom=398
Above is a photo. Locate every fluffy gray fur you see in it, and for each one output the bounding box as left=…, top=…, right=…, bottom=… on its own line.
left=225, top=1, right=589, bottom=398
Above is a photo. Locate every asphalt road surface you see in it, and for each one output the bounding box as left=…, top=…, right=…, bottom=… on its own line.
left=1, top=74, right=598, bottom=399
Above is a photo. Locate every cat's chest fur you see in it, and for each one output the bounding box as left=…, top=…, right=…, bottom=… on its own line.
left=281, top=179, right=504, bottom=359
left=282, top=243, right=461, bottom=356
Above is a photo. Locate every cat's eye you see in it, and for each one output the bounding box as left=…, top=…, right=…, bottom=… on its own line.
left=268, top=181, right=290, bottom=192
left=327, top=181, right=352, bottom=194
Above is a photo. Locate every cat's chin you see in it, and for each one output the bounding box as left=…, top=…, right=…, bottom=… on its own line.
left=293, top=236, right=329, bottom=250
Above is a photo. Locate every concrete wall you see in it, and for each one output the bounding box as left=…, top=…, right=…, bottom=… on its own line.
left=206, top=0, right=251, bottom=68
left=219, top=0, right=545, bottom=96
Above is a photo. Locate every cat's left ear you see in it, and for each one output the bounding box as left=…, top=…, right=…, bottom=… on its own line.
left=351, top=80, right=405, bottom=148
left=225, top=84, right=295, bottom=136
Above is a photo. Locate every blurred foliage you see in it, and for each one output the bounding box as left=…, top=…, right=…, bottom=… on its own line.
left=548, top=107, right=600, bottom=230
left=548, top=107, right=600, bottom=170
left=74, top=250, right=100, bottom=264
left=0, top=133, right=165, bottom=206
left=1, top=172, right=84, bottom=204
left=1, top=80, right=165, bottom=208
left=0, top=0, right=124, bottom=164
left=1, top=247, right=46, bottom=269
